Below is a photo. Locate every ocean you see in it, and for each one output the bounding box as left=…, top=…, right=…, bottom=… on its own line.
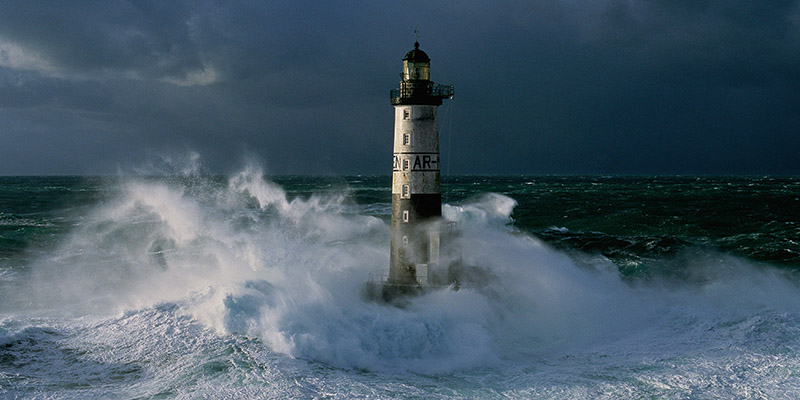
left=1, top=170, right=799, bottom=398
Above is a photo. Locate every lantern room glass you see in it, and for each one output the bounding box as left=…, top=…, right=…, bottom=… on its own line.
left=403, top=60, right=430, bottom=81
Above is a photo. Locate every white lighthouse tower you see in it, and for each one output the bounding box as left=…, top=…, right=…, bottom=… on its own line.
left=387, top=42, right=454, bottom=294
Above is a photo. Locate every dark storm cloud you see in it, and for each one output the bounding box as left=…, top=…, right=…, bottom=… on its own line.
left=0, top=1, right=204, bottom=80
left=0, top=0, right=798, bottom=175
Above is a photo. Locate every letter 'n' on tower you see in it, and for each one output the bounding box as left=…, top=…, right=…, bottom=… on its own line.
left=388, top=42, right=454, bottom=289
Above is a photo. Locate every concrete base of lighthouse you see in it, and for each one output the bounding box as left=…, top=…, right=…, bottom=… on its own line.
left=363, top=257, right=490, bottom=304
left=364, top=267, right=449, bottom=305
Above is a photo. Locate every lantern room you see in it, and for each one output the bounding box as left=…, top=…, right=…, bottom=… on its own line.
left=402, top=42, right=430, bottom=81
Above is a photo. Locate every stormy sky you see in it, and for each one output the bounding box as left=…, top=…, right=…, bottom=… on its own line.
left=1, top=1, right=798, bottom=175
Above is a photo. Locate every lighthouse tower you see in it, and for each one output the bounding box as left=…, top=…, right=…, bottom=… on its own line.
left=388, top=42, right=454, bottom=291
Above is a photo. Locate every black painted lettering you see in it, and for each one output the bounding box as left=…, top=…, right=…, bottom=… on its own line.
left=413, top=156, right=422, bottom=170
left=422, top=155, right=431, bottom=169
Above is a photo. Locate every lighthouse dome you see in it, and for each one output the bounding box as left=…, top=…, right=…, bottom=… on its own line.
left=403, top=42, right=430, bottom=63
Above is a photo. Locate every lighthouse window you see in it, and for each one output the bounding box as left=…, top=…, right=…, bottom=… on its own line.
left=403, top=110, right=410, bottom=120
left=402, top=210, right=409, bottom=223
left=402, top=236, right=409, bottom=247
left=402, top=158, right=409, bottom=171
left=403, top=133, right=411, bottom=146
left=401, top=184, right=410, bottom=199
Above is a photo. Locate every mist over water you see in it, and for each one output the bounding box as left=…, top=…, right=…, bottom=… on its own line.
left=2, top=165, right=800, bottom=397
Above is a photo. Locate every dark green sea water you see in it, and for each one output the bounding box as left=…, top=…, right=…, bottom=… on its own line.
left=2, top=174, right=800, bottom=398
left=4, top=175, right=797, bottom=276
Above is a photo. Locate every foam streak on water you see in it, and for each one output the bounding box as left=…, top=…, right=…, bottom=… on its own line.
left=2, top=168, right=800, bottom=398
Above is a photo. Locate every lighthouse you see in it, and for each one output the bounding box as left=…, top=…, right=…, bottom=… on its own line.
left=387, top=42, right=454, bottom=293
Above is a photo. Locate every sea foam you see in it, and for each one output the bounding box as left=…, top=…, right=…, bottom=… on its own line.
left=7, top=164, right=800, bottom=382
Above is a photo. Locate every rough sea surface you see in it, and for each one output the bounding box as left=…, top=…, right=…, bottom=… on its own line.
left=2, top=170, right=800, bottom=398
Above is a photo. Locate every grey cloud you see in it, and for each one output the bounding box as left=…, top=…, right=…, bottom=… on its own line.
left=0, top=1, right=205, bottom=80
